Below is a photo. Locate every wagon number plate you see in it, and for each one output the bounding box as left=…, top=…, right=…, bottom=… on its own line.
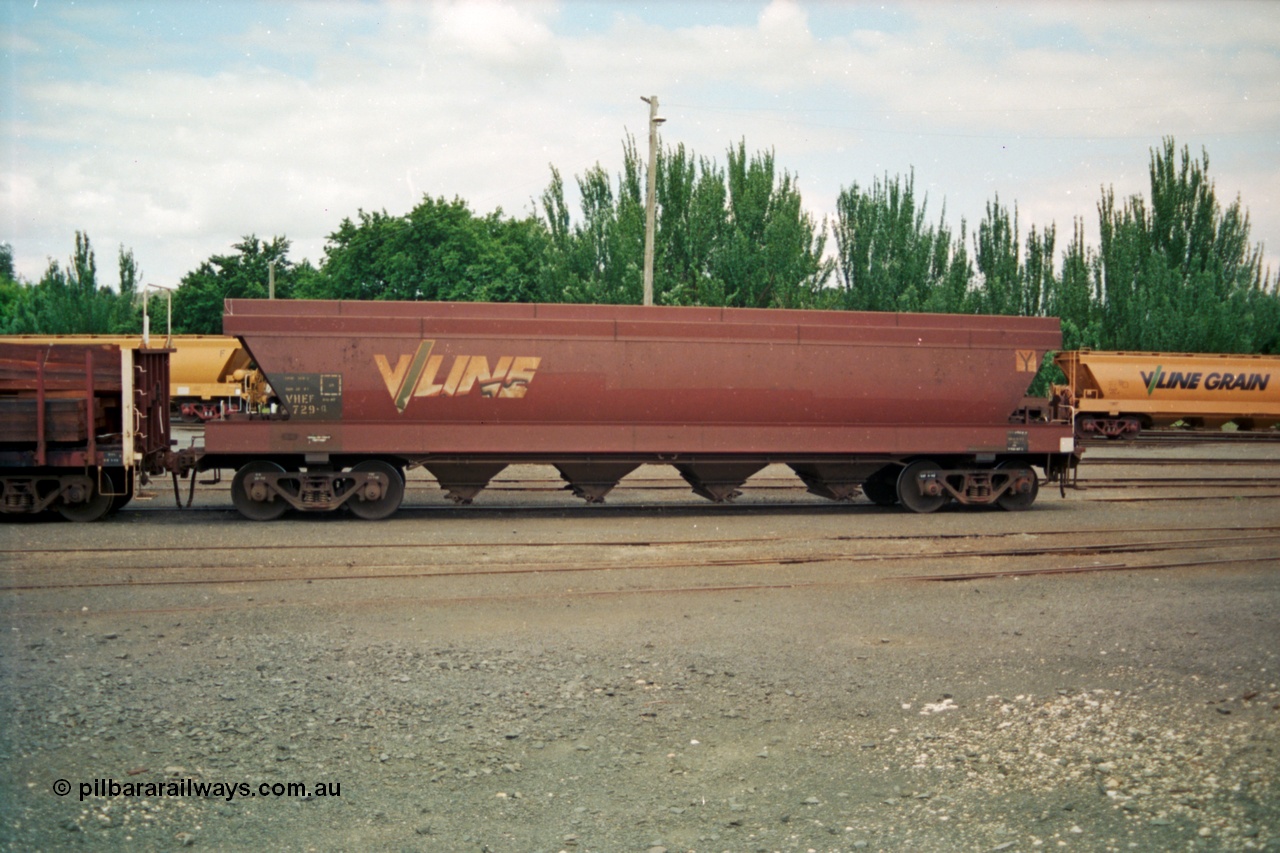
left=275, top=373, right=343, bottom=420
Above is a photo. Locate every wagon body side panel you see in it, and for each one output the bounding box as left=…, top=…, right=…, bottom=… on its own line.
left=216, top=300, right=1062, bottom=457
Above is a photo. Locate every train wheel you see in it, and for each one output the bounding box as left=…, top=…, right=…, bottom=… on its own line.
left=107, top=468, right=134, bottom=514
left=232, top=461, right=290, bottom=521
left=861, top=467, right=899, bottom=507
left=897, top=460, right=949, bottom=514
left=995, top=463, right=1039, bottom=512
left=346, top=460, right=404, bottom=520
left=58, top=477, right=114, bottom=522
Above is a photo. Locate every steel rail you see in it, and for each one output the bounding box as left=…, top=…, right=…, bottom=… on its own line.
left=4, top=525, right=1278, bottom=559
left=905, top=555, right=1265, bottom=582
left=5, top=552, right=1273, bottom=621
left=4, top=532, right=1276, bottom=593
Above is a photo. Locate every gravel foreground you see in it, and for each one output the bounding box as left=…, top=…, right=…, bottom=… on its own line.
left=3, top=564, right=1278, bottom=853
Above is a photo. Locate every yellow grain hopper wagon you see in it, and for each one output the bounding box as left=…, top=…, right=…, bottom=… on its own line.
left=1054, top=349, right=1280, bottom=437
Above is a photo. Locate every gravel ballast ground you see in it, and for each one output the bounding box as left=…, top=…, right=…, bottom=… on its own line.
left=2, top=460, right=1278, bottom=852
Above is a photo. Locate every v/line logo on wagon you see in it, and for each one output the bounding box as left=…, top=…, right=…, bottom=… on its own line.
left=1140, top=365, right=1272, bottom=396
left=375, top=340, right=541, bottom=412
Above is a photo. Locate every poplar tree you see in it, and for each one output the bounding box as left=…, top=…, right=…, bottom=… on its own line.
left=538, top=137, right=830, bottom=308
left=831, top=172, right=968, bottom=313
left=1094, top=138, right=1275, bottom=352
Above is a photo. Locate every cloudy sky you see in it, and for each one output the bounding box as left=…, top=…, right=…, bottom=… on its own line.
left=3, top=0, right=1279, bottom=291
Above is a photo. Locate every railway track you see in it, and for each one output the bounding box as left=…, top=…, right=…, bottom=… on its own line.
left=5, top=525, right=1277, bottom=617
left=149, top=430, right=1280, bottom=514
left=1081, top=456, right=1280, bottom=466
left=103, top=487, right=1280, bottom=515
left=104, top=446, right=1280, bottom=514
left=1083, top=430, right=1280, bottom=447
left=4, top=442, right=1276, bottom=620
left=1074, top=478, right=1278, bottom=488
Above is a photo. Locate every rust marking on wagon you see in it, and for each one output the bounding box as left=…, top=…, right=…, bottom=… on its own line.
left=375, top=340, right=541, bottom=412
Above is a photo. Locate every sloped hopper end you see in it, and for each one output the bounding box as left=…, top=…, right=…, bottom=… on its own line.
left=675, top=462, right=767, bottom=503
left=789, top=461, right=890, bottom=501
left=554, top=462, right=641, bottom=503
left=423, top=462, right=508, bottom=504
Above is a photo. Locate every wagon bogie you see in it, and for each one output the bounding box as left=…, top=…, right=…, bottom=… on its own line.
left=993, top=461, right=1040, bottom=512
left=897, top=459, right=950, bottom=513
left=344, top=460, right=405, bottom=520
left=231, top=461, right=292, bottom=521
left=0, top=469, right=124, bottom=520
left=55, top=473, right=116, bottom=522
left=1075, top=414, right=1143, bottom=440
left=892, top=457, right=1045, bottom=513
left=228, top=458, right=405, bottom=520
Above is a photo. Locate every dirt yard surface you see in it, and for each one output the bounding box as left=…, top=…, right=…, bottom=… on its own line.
left=2, top=444, right=1278, bottom=852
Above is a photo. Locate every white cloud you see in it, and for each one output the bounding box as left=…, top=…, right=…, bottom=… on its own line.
left=2, top=0, right=1277, bottom=288
left=426, top=0, right=559, bottom=66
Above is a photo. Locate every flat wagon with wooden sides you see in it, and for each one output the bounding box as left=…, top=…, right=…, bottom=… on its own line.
left=5, top=334, right=267, bottom=421
left=0, top=341, right=172, bottom=520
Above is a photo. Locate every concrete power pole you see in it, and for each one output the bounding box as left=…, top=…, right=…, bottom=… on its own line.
left=641, top=95, right=665, bottom=307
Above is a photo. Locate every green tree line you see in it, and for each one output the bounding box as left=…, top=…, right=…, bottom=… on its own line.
left=0, top=234, right=143, bottom=334
left=4, top=137, right=1277, bottom=357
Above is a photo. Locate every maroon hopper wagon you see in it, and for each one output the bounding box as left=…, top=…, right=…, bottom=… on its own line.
left=196, top=300, right=1077, bottom=519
